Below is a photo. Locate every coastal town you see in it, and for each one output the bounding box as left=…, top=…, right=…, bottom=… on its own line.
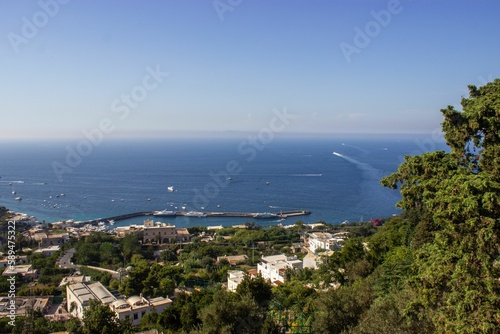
left=0, top=206, right=380, bottom=333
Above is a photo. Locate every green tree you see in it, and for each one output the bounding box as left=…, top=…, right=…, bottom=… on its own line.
left=236, top=274, right=273, bottom=306
left=82, top=299, right=119, bottom=334
left=381, top=79, right=500, bottom=333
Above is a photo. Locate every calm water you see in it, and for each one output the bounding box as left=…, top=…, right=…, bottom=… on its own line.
left=0, top=135, right=447, bottom=227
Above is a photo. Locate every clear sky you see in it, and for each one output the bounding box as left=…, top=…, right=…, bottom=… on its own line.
left=0, top=0, right=499, bottom=139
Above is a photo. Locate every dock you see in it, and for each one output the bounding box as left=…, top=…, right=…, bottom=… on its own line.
left=82, top=209, right=311, bottom=224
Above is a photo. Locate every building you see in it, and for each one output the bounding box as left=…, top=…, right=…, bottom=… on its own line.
left=0, top=255, right=29, bottom=268
left=257, top=254, right=302, bottom=285
left=34, top=245, right=61, bottom=257
left=142, top=220, right=191, bottom=244
left=112, top=295, right=172, bottom=326
left=66, top=281, right=172, bottom=326
left=308, top=232, right=345, bottom=253
left=0, top=296, right=51, bottom=317
left=66, top=281, right=116, bottom=320
left=35, top=233, right=69, bottom=248
left=217, top=255, right=248, bottom=266
left=2, top=264, right=37, bottom=280
left=175, top=228, right=191, bottom=243
left=227, top=270, right=246, bottom=292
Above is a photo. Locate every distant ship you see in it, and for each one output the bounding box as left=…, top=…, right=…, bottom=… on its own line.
left=167, top=186, right=174, bottom=192
left=153, top=209, right=176, bottom=217
left=15, top=197, right=22, bottom=201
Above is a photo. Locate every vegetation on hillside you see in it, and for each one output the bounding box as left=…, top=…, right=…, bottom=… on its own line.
left=2, top=80, right=499, bottom=333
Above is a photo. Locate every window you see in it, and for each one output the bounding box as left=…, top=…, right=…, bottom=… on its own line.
left=133, top=313, right=138, bottom=320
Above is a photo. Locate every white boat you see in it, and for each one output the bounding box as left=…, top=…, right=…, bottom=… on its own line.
left=184, top=211, right=207, bottom=217
left=153, top=209, right=176, bottom=217
left=167, top=186, right=174, bottom=192
left=15, top=197, right=22, bottom=201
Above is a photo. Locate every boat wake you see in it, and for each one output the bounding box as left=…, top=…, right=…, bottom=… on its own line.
left=290, top=174, right=322, bottom=177
left=332, top=152, right=382, bottom=180
left=341, top=143, right=370, bottom=154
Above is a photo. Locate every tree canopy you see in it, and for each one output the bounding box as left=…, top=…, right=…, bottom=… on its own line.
left=380, top=79, right=500, bottom=333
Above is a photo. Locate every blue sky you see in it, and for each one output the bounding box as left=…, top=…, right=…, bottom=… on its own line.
left=0, top=0, right=499, bottom=139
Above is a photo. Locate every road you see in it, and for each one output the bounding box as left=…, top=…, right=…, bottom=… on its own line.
left=59, top=248, right=120, bottom=278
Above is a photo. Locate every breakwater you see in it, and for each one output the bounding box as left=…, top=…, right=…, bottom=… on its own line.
left=82, top=209, right=311, bottom=224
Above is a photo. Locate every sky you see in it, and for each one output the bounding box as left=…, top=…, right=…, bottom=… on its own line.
left=0, top=0, right=499, bottom=139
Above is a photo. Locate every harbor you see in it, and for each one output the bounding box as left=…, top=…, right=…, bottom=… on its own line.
left=81, top=209, right=311, bottom=225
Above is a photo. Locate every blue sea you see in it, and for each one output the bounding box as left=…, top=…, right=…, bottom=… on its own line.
left=0, top=135, right=448, bottom=228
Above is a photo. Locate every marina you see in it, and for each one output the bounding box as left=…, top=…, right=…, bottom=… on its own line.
left=81, top=209, right=312, bottom=225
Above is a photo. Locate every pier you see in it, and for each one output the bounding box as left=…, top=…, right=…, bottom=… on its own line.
left=82, top=209, right=311, bottom=224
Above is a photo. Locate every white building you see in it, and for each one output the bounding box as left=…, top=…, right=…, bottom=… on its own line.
left=257, top=254, right=302, bottom=284
left=111, top=295, right=172, bottom=326
left=66, top=281, right=172, bottom=326
left=2, top=265, right=37, bottom=280
left=227, top=270, right=245, bottom=292
left=34, top=245, right=61, bottom=257
left=308, top=232, right=345, bottom=253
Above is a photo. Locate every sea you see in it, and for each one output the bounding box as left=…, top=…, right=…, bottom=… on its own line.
left=0, top=134, right=448, bottom=228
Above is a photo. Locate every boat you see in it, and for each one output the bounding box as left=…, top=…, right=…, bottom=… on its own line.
left=184, top=211, right=207, bottom=217
left=167, top=186, right=174, bottom=192
left=15, top=197, right=22, bottom=201
left=253, top=212, right=278, bottom=219
left=153, top=209, right=176, bottom=217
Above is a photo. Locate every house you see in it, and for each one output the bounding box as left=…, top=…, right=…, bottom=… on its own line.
left=111, top=295, right=172, bottom=326
left=37, top=233, right=69, bottom=248
left=308, top=232, right=345, bottom=253
left=66, top=281, right=172, bottom=326
left=217, top=255, right=248, bottom=266
left=34, top=245, right=61, bottom=257
left=257, top=254, right=302, bottom=285
left=0, top=296, right=51, bottom=317
left=227, top=270, right=245, bottom=292
left=2, top=265, right=37, bottom=280
left=175, top=228, right=191, bottom=243
left=0, top=255, right=29, bottom=268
